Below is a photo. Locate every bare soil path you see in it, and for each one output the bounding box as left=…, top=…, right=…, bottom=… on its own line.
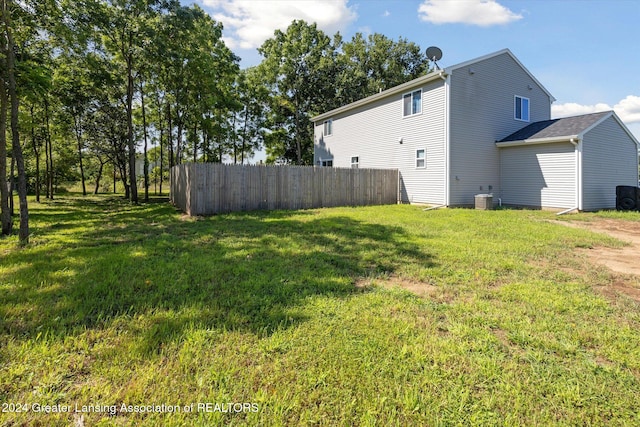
left=558, top=218, right=640, bottom=276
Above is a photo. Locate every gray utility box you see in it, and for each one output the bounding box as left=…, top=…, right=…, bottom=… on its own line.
left=475, top=194, right=493, bottom=210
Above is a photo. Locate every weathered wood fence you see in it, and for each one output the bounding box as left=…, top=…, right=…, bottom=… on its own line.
left=170, top=163, right=399, bottom=215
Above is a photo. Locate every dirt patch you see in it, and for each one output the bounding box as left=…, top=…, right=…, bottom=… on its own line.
left=356, top=275, right=440, bottom=298
left=554, top=218, right=640, bottom=302
left=556, top=219, right=640, bottom=276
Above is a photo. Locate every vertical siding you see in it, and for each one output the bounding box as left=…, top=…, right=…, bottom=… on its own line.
left=500, top=143, right=576, bottom=208
left=449, top=52, right=552, bottom=205
left=582, top=117, right=639, bottom=210
left=170, top=164, right=399, bottom=215
left=314, top=79, right=446, bottom=204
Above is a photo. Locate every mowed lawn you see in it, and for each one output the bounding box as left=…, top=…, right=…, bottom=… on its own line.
left=1, top=196, right=640, bottom=426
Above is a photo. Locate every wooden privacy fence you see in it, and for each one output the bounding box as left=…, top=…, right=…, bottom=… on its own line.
left=170, top=163, right=399, bottom=215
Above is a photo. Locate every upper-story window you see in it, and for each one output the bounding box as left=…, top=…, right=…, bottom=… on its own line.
left=323, top=119, right=333, bottom=136
left=351, top=156, right=359, bottom=168
left=403, top=90, right=422, bottom=117
left=515, top=96, right=530, bottom=122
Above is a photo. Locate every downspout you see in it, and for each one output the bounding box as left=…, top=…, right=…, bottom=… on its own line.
left=557, top=137, right=581, bottom=216
left=442, top=72, right=451, bottom=207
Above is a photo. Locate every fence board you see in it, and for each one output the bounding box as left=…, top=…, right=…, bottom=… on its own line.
left=170, top=163, right=398, bottom=216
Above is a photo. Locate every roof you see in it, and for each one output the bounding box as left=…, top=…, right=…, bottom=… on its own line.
left=500, top=111, right=611, bottom=142
left=312, top=48, right=555, bottom=122
left=497, top=111, right=640, bottom=147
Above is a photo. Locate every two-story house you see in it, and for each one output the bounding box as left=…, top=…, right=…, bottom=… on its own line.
left=313, top=49, right=639, bottom=210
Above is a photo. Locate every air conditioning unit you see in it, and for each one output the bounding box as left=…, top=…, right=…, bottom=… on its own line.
left=616, top=185, right=639, bottom=211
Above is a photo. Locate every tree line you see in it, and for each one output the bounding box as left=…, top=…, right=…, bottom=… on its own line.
left=1, top=0, right=430, bottom=244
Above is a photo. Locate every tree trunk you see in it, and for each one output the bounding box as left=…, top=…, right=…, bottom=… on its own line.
left=192, top=120, right=198, bottom=163
left=140, top=82, right=149, bottom=202
left=167, top=103, right=173, bottom=169
left=30, top=105, right=40, bottom=202
left=93, top=159, right=104, bottom=195
left=73, top=114, right=87, bottom=196
left=44, top=96, right=53, bottom=199
left=241, top=106, right=248, bottom=165
left=4, top=4, right=28, bottom=243
left=126, top=51, right=138, bottom=203
left=159, top=114, right=164, bottom=195
left=0, top=32, right=10, bottom=235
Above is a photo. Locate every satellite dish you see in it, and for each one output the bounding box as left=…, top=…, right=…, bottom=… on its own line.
left=426, top=46, right=443, bottom=70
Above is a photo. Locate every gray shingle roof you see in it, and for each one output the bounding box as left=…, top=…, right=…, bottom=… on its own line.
left=499, top=111, right=611, bottom=142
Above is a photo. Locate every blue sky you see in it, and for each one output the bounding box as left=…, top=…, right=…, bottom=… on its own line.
left=185, top=0, right=640, bottom=140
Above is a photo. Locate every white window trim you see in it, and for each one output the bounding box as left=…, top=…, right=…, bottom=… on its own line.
left=514, top=95, right=530, bottom=122
left=319, top=158, right=333, bottom=167
left=351, top=155, right=359, bottom=168
left=323, top=119, right=333, bottom=136
left=402, top=89, right=423, bottom=118
left=416, top=148, right=426, bottom=169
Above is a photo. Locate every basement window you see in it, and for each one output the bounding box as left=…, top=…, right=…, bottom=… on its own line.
left=515, top=96, right=530, bottom=122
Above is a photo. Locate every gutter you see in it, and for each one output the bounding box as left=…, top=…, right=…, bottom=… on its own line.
left=557, top=137, right=582, bottom=215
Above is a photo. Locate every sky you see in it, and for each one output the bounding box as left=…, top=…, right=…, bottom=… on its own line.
left=182, top=0, right=640, bottom=142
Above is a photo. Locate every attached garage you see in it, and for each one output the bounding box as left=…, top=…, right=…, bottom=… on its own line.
left=498, top=111, right=639, bottom=211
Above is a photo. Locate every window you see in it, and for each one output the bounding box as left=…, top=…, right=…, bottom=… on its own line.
left=323, top=119, right=333, bottom=136
left=515, top=96, right=530, bottom=122
left=416, top=149, right=426, bottom=168
left=351, top=156, right=359, bottom=168
left=321, top=159, right=333, bottom=167
left=403, top=90, right=422, bottom=117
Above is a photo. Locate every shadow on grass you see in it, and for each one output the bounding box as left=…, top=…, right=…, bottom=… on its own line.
left=1, top=197, right=435, bottom=354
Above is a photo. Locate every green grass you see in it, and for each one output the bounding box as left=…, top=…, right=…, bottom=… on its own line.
left=1, top=196, right=639, bottom=426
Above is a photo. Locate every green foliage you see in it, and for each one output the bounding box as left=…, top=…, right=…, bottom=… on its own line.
left=1, top=198, right=640, bottom=425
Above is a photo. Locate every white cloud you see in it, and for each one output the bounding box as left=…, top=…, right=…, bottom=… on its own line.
left=418, top=0, right=522, bottom=26
left=201, top=0, right=357, bottom=50
left=382, top=10, right=390, bottom=17
left=552, top=95, right=640, bottom=124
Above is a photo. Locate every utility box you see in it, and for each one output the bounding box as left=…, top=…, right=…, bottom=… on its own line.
left=475, top=194, right=493, bottom=210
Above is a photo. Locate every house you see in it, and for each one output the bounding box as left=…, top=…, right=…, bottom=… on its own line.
left=312, top=49, right=639, bottom=210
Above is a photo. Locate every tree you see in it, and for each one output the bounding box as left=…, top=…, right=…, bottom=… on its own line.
left=335, top=32, right=428, bottom=107
left=1, top=0, right=30, bottom=243
left=93, top=0, right=176, bottom=203
left=258, top=20, right=336, bottom=165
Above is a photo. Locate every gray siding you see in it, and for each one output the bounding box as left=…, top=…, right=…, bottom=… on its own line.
left=582, top=116, right=639, bottom=210
left=449, top=52, right=552, bottom=205
left=500, top=143, right=576, bottom=208
left=314, top=79, right=446, bottom=204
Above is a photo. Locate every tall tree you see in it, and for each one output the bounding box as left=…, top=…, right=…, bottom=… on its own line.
left=335, top=32, right=428, bottom=106
left=1, top=0, right=29, bottom=243
left=258, top=20, right=336, bottom=165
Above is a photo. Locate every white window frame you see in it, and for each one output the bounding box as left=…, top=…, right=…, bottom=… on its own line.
left=323, top=119, right=333, bottom=136
left=319, top=158, right=333, bottom=167
left=351, top=156, right=359, bottom=168
left=403, top=89, right=422, bottom=117
left=514, top=95, right=530, bottom=122
left=416, top=149, right=426, bottom=169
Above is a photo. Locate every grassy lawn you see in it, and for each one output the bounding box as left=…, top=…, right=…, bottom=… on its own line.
left=1, top=196, right=639, bottom=426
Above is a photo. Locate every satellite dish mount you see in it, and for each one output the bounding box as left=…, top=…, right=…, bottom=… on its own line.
left=426, top=46, right=443, bottom=70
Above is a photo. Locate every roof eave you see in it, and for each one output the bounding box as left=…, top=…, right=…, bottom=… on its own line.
left=496, top=135, right=579, bottom=148
left=312, top=70, right=447, bottom=122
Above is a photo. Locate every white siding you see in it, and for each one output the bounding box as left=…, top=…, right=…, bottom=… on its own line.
left=314, top=79, right=446, bottom=204
left=582, top=116, right=639, bottom=210
left=500, top=143, right=576, bottom=208
left=449, top=52, right=553, bottom=205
